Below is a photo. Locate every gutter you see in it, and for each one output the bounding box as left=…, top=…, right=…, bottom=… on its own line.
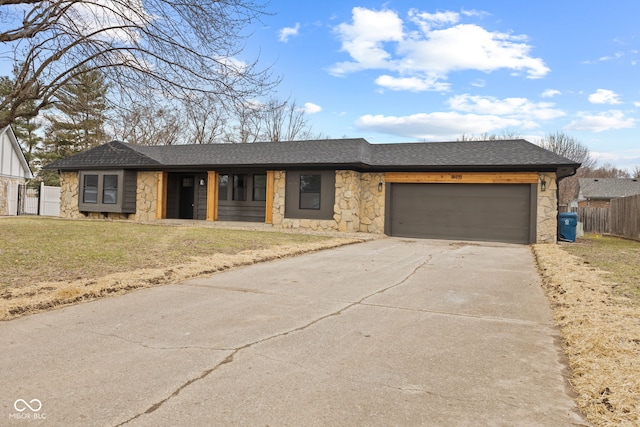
left=555, top=164, right=580, bottom=242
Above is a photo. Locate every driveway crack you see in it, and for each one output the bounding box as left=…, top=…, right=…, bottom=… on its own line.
left=89, top=330, right=235, bottom=352
left=116, top=254, right=434, bottom=426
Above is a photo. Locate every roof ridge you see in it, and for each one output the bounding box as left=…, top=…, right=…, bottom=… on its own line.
left=118, top=142, right=165, bottom=164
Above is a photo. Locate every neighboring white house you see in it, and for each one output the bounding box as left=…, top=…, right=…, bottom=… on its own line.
left=0, top=126, right=33, bottom=216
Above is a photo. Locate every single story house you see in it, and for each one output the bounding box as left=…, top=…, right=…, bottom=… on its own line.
left=48, top=138, right=579, bottom=244
left=577, top=177, right=640, bottom=208
left=0, top=126, right=33, bottom=216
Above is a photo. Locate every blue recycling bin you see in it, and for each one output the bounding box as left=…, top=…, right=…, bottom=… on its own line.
left=558, top=212, right=578, bottom=242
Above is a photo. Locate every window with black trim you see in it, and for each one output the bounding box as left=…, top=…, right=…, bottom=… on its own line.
left=83, top=175, right=98, bottom=203
left=253, top=174, right=266, bottom=201
left=78, top=170, right=136, bottom=214
left=218, top=174, right=229, bottom=201
left=299, top=174, right=321, bottom=210
left=233, top=174, right=247, bottom=201
left=103, top=175, right=118, bottom=204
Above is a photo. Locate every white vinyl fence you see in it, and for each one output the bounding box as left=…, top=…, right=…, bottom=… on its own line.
left=5, top=182, right=60, bottom=216
left=39, top=182, right=60, bottom=217
left=6, top=181, right=17, bottom=216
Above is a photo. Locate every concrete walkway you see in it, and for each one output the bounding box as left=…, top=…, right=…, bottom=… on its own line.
left=0, top=238, right=587, bottom=426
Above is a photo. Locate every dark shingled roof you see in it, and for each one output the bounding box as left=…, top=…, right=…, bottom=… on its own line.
left=48, top=138, right=580, bottom=173
left=578, top=178, right=640, bottom=200
left=48, top=141, right=162, bottom=169
left=368, top=139, right=575, bottom=167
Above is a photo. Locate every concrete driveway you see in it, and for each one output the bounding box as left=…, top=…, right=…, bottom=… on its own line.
left=1, top=238, right=587, bottom=426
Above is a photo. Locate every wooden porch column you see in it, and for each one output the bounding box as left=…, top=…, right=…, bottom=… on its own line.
left=206, top=171, right=218, bottom=221
left=265, top=170, right=275, bottom=224
left=156, top=171, right=168, bottom=219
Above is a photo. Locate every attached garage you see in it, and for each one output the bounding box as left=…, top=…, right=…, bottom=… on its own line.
left=384, top=172, right=542, bottom=244
left=387, top=183, right=535, bottom=244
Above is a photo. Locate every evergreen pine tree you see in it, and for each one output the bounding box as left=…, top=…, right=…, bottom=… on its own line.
left=1, top=75, right=43, bottom=174
left=40, top=69, right=110, bottom=185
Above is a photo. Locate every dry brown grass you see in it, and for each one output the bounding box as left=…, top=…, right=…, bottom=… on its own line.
left=0, top=217, right=365, bottom=320
left=534, top=236, right=640, bottom=427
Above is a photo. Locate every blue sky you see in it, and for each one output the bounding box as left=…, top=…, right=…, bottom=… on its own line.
left=245, top=0, right=640, bottom=170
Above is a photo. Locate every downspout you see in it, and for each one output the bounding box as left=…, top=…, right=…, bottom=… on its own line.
left=555, top=166, right=579, bottom=243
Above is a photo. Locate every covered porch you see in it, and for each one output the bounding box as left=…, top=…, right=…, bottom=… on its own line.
left=157, top=169, right=274, bottom=223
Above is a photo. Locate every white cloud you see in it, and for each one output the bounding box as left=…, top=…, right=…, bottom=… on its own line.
left=634, top=101, right=640, bottom=107
left=408, top=9, right=460, bottom=33
left=71, top=0, right=151, bottom=44
left=592, top=149, right=640, bottom=170
left=331, top=7, right=403, bottom=74
left=331, top=7, right=549, bottom=89
left=598, top=52, right=624, bottom=61
left=278, top=23, right=301, bottom=43
left=565, top=110, right=636, bottom=132
left=401, top=24, right=548, bottom=78
left=448, top=94, right=565, bottom=120
left=354, top=93, right=568, bottom=140
left=302, top=102, right=322, bottom=114
left=588, top=89, right=622, bottom=104
left=541, top=89, right=561, bottom=98
left=461, top=9, right=490, bottom=19
left=355, top=112, right=530, bottom=140
left=375, top=75, right=450, bottom=92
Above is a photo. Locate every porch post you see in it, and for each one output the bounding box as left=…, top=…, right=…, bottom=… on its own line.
left=265, top=170, right=275, bottom=224
left=156, top=171, right=168, bottom=219
left=207, top=171, right=218, bottom=221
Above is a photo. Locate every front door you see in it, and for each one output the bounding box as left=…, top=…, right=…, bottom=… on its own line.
left=179, top=175, right=195, bottom=219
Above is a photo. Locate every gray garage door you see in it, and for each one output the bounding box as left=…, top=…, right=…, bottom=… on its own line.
left=388, top=183, right=534, bottom=244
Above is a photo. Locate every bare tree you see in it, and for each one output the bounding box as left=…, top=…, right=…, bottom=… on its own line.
left=224, top=99, right=263, bottom=143
left=183, top=95, right=228, bottom=144
left=219, top=97, right=317, bottom=143
left=632, top=166, right=640, bottom=179
left=536, top=131, right=597, bottom=206
left=536, top=131, right=596, bottom=168
left=456, top=131, right=522, bottom=141
left=111, top=103, right=182, bottom=145
left=259, top=97, right=314, bottom=142
left=0, top=0, right=275, bottom=129
left=586, top=163, right=631, bottom=179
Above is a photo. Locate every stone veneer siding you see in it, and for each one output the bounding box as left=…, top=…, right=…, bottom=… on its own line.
left=536, top=172, right=558, bottom=243
left=59, top=171, right=159, bottom=221
left=271, top=170, right=385, bottom=234
left=358, top=172, right=385, bottom=233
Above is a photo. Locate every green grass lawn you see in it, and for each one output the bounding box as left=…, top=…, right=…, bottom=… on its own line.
left=563, top=233, right=640, bottom=301
left=0, top=217, right=331, bottom=290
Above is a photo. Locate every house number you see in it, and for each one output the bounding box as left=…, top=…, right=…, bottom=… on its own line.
left=451, top=174, right=463, bottom=179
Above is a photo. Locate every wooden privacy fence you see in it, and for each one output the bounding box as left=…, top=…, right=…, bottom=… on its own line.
left=610, top=194, right=640, bottom=241
left=578, top=194, right=640, bottom=241
left=578, top=207, right=610, bottom=234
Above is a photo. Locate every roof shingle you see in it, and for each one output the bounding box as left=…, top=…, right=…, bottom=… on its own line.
left=48, top=138, right=579, bottom=172
left=578, top=178, right=640, bottom=200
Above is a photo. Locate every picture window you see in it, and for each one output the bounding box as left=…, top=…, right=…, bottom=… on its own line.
left=233, top=174, right=247, bottom=201
left=102, top=175, right=118, bottom=204
left=299, top=175, right=321, bottom=210
left=83, top=175, right=98, bottom=204
left=253, top=174, right=267, bottom=201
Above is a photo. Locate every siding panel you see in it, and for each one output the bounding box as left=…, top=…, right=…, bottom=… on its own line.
left=389, top=183, right=532, bottom=244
